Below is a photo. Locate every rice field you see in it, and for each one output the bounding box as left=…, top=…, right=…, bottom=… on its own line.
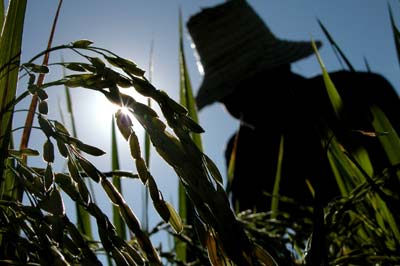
left=0, top=1, right=400, bottom=265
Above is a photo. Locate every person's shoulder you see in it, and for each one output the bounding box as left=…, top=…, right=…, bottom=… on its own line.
left=307, top=70, right=395, bottom=93
left=309, top=70, right=391, bottom=84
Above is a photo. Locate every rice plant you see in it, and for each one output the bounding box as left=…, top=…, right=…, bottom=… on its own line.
left=0, top=37, right=279, bottom=265
left=0, top=1, right=400, bottom=265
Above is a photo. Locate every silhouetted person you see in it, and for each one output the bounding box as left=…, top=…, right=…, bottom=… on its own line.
left=187, top=0, right=400, bottom=212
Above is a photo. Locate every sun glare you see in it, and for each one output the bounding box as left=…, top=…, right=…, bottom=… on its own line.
left=120, top=106, right=130, bottom=115
left=97, top=100, right=131, bottom=121
left=93, top=91, right=147, bottom=140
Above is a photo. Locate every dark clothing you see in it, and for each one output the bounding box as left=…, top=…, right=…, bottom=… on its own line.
left=225, top=71, right=400, bottom=212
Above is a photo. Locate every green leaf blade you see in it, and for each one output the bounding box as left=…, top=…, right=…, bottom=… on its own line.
left=111, top=116, right=126, bottom=240
left=0, top=0, right=27, bottom=202
left=371, top=105, right=400, bottom=166
left=0, top=0, right=4, bottom=31
left=311, top=39, right=344, bottom=119
left=388, top=3, right=400, bottom=70
left=270, top=135, right=284, bottom=219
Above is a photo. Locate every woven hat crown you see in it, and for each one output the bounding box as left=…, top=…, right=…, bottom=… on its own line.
left=187, top=0, right=321, bottom=109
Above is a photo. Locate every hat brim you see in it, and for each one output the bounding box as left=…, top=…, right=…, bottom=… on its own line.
left=196, top=40, right=322, bottom=110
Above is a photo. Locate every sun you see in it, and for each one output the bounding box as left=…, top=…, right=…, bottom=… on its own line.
left=94, top=97, right=132, bottom=122
left=93, top=90, right=148, bottom=139
left=105, top=101, right=130, bottom=116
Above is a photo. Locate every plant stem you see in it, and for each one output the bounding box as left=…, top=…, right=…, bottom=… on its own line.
left=19, top=0, right=63, bottom=159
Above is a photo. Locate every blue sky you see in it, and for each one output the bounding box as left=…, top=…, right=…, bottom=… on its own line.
left=12, top=0, right=400, bottom=252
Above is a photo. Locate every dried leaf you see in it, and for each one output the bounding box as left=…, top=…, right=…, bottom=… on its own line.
left=353, top=129, right=387, bottom=137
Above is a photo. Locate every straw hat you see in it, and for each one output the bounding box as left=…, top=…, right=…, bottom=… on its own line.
left=187, top=0, right=322, bottom=110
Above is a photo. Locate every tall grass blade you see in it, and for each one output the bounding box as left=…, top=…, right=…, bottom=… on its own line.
left=312, top=38, right=377, bottom=182
left=226, top=123, right=240, bottom=195
left=317, top=19, right=355, bottom=72
left=344, top=142, right=400, bottom=244
left=177, top=8, right=204, bottom=262
left=0, top=0, right=27, bottom=250
left=313, top=42, right=400, bottom=249
left=388, top=3, right=400, bottom=70
left=327, top=146, right=349, bottom=196
left=310, top=40, right=376, bottom=258
left=370, top=105, right=400, bottom=241
left=0, top=0, right=4, bottom=31
left=61, top=57, right=93, bottom=240
left=0, top=0, right=27, bottom=200
left=311, top=39, right=344, bottom=119
left=57, top=97, right=66, bottom=125
left=177, top=8, right=188, bottom=262
left=111, top=116, right=126, bottom=239
left=374, top=194, right=400, bottom=243
left=178, top=10, right=202, bottom=151
left=270, top=135, right=284, bottom=219
left=142, top=39, right=154, bottom=232
left=364, top=56, right=371, bottom=72
left=312, top=40, right=375, bottom=189
left=62, top=56, right=78, bottom=137
left=371, top=105, right=400, bottom=166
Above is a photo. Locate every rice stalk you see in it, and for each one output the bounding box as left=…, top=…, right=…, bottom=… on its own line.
left=19, top=0, right=62, bottom=157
